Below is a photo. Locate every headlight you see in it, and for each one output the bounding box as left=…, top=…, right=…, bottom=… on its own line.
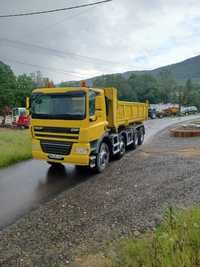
left=75, top=147, right=89, bottom=154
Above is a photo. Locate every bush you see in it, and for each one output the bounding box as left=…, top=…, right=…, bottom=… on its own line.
left=109, top=207, right=200, bottom=267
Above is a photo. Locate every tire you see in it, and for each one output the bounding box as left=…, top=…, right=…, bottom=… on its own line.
left=129, top=131, right=139, bottom=150
left=115, top=135, right=126, bottom=160
left=95, top=142, right=110, bottom=173
left=138, top=128, right=145, bottom=145
left=47, top=161, right=63, bottom=167
left=75, top=165, right=89, bottom=172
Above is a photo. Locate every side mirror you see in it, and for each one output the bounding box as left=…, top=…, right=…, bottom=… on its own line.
left=26, top=97, right=30, bottom=109
left=26, top=97, right=30, bottom=115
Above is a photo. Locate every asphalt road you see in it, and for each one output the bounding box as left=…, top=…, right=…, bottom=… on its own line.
left=0, top=115, right=199, bottom=230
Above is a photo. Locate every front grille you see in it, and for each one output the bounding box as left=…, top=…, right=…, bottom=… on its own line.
left=40, top=140, right=72, bottom=155
left=35, top=134, right=78, bottom=140
left=34, top=126, right=79, bottom=134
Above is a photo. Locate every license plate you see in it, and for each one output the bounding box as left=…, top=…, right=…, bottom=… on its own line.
left=48, top=154, right=64, bottom=160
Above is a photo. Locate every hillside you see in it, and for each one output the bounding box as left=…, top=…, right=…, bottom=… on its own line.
left=123, top=55, right=200, bottom=82
left=62, top=55, right=200, bottom=86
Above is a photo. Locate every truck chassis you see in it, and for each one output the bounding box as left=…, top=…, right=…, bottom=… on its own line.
left=83, top=124, right=145, bottom=172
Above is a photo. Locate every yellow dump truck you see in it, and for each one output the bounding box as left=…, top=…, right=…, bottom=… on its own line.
left=163, top=107, right=179, bottom=117
left=28, top=86, right=148, bottom=172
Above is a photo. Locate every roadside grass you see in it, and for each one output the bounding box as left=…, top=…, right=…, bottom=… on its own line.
left=0, top=128, right=32, bottom=168
left=77, top=207, right=200, bottom=267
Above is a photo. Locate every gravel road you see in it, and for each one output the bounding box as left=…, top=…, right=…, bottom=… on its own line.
left=0, top=117, right=200, bottom=266
left=0, top=115, right=199, bottom=231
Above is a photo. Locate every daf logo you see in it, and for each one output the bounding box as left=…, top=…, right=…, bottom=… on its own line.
left=70, top=128, right=79, bottom=133
left=34, top=126, right=44, bottom=130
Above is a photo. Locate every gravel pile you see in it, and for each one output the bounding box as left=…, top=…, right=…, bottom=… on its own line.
left=0, top=127, right=200, bottom=266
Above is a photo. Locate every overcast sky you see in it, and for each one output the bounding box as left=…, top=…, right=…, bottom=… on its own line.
left=1, top=0, right=200, bottom=82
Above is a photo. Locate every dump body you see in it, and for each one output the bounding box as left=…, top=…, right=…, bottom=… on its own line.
left=116, top=101, right=148, bottom=127
left=104, top=88, right=148, bottom=129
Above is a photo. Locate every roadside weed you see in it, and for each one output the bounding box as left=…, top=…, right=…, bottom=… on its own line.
left=108, top=207, right=200, bottom=267
left=0, top=129, right=31, bottom=168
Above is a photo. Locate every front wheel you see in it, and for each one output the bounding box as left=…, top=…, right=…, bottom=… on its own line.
left=95, top=142, right=110, bottom=173
left=47, top=161, right=63, bottom=167
left=75, top=165, right=89, bottom=172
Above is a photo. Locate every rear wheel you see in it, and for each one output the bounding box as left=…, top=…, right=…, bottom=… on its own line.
left=138, top=128, right=145, bottom=145
left=115, top=135, right=126, bottom=160
left=95, top=142, right=110, bottom=173
left=129, top=131, right=139, bottom=150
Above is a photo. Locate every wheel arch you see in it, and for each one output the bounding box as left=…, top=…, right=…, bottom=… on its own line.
left=91, top=132, right=112, bottom=155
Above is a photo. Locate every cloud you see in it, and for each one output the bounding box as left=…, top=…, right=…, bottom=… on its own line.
left=1, top=0, right=200, bottom=82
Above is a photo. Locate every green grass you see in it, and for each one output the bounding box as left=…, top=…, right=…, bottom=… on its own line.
left=106, top=207, right=200, bottom=267
left=0, top=128, right=32, bottom=168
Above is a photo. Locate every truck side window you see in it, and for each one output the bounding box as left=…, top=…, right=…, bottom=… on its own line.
left=89, top=91, right=96, bottom=116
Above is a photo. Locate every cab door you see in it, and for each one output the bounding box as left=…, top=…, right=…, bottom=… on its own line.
left=88, top=90, right=108, bottom=141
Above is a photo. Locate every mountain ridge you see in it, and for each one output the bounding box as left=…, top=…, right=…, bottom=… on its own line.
left=121, top=54, right=200, bottom=82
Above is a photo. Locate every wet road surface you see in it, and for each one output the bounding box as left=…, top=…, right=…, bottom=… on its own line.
left=0, top=115, right=199, bottom=229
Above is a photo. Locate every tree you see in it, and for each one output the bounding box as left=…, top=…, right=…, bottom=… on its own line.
left=184, top=80, right=200, bottom=109
left=0, top=61, right=16, bottom=113
left=0, top=61, right=52, bottom=113
left=30, top=71, right=50, bottom=88
left=15, top=74, right=34, bottom=106
left=158, top=69, right=177, bottom=103
left=128, top=74, right=160, bottom=103
left=93, top=74, right=137, bottom=101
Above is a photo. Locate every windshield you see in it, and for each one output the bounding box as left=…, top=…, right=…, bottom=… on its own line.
left=31, top=91, right=86, bottom=120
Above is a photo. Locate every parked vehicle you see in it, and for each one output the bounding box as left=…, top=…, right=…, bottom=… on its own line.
left=4, top=115, right=13, bottom=127
left=12, top=108, right=29, bottom=128
left=28, top=85, right=148, bottom=172
left=151, top=104, right=182, bottom=118
left=1, top=107, right=29, bottom=128
left=163, top=106, right=179, bottom=117
left=181, top=106, right=198, bottom=115
left=0, top=116, right=3, bottom=126
left=149, top=106, right=157, bottom=119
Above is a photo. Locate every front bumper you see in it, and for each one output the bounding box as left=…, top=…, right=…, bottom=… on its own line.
left=32, top=139, right=91, bottom=166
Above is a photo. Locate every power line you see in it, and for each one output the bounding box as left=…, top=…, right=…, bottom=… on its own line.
left=0, top=0, right=112, bottom=18
left=1, top=56, right=92, bottom=78
left=0, top=38, right=134, bottom=69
